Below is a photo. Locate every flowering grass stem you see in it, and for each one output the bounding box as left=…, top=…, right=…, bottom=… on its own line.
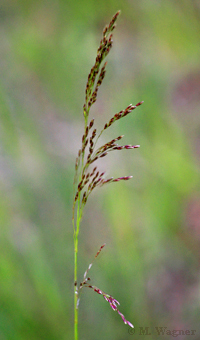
left=72, top=11, right=143, bottom=340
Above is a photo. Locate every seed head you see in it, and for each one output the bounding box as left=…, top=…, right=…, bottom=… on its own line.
left=89, top=119, right=94, bottom=129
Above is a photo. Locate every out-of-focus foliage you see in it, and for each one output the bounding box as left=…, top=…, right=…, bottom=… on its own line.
left=0, top=1, right=200, bottom=339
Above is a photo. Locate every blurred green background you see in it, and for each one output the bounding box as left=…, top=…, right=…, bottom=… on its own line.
left=1, top=1, right=200, bottom=339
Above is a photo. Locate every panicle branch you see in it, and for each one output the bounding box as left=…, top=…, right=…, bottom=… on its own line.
left=87, top=285, right=134, bottom=328
left=76, top=244, right=134, bottom=328
left=103, top=102, right=144, bottom=130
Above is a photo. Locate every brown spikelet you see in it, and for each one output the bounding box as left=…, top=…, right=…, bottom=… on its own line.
left=136, top=101, right=144, bottom=106
left=82, top=191, right=87, bottom=205
left=95, top=243, right=106, bottom=258
left=89, top=119, right=94, bottom=129
left=74, top=192, right=79, bottom=202
left=90, top=167, right=97, bottom=176
left=113, top=176, right=133, bottom=182
left=89, top=155, right=98, bottom=164
left=100, top=152, right=108, bottom=158
left=81, top=138, right=88, bottom=153
left=101, top=177, right=113, bottom=185
left=82, top=244, right=106, bottom=281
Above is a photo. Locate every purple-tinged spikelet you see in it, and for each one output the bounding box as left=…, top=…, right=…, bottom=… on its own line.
left=87, top=284, right=134, bottom=328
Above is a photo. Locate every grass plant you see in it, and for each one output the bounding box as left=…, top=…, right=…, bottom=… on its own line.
left=72, top=11, right=143, bottom=340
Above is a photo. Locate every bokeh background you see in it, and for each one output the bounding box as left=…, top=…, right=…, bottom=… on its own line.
left=1, top=1, right=200, bottom=339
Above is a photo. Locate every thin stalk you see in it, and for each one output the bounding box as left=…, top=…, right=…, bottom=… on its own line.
left=73, top=169, right=84, bottom=340
left=74, top=234, right=78, bottom=340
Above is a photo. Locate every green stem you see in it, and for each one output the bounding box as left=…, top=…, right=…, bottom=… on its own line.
left=73, top=117, right=87, bottom=340
left=74, top=234, right=78, bottom=340
left=74, top=194, right=82, bottom=340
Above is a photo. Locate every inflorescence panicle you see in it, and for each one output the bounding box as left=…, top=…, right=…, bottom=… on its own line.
left=73, top=9, right=143, bottom=247
left=73, top=11, right=143, bottom=333
left=73, top=11, right=143, bottom=213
